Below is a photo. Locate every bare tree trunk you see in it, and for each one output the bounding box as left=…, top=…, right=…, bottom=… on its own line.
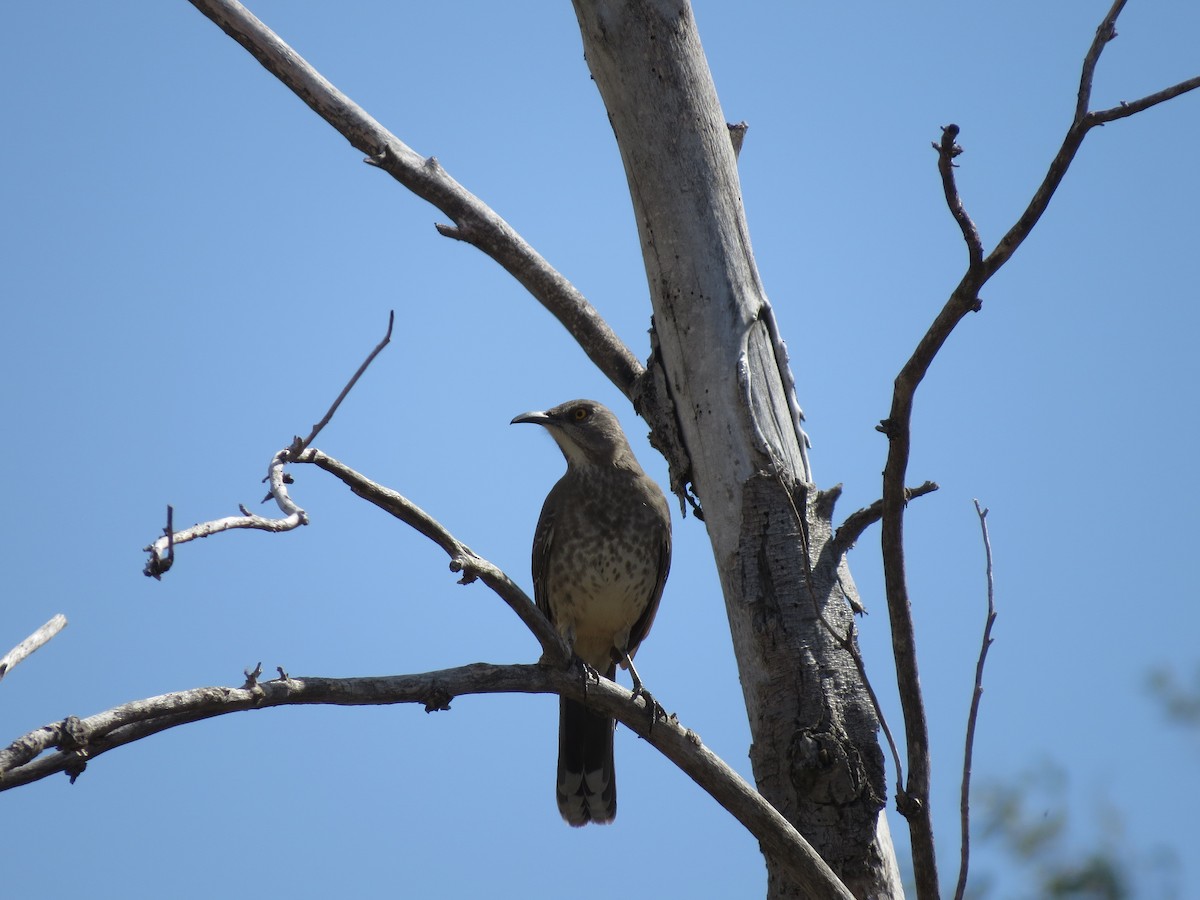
left=572, top=2, right=902, bottom=897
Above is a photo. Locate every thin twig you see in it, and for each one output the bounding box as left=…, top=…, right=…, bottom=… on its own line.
left=0, top=615, right=68, bottom=685
left=954, top=500, right=998, bottom=900
left=290, top=310, right=394, bottom=457
left=143, top=314, right=397, bottom=577
left=979, top=6, right=1200, bottom=283
left=1088, top=74, right=1200, bottom=124
left=145, top=440, right=566, bottom=663
left=831, top=481, right=939, bottom=557
left=143, top=447, right=308, bottom=577
left=933, top=124, right=984, bottom=273
left=1075, top=0, right=1125, bottom=123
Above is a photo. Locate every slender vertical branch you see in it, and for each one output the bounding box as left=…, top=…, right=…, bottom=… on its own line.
left=954, top=500, right=998, bottom=900
left=878, top=4, right=1200, bottom=897
left=1075, top=0, right=1126, bottom=122
left=934, top=124, right=983, bottom=273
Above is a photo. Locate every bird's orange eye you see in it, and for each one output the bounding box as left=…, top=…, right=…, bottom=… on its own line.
left=573, top=406, right=590, bottom=421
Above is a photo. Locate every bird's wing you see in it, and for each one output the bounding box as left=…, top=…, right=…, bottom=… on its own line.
left=530, top=490, right=558, bottom=622
left=627, top=510, right=671, bottom=657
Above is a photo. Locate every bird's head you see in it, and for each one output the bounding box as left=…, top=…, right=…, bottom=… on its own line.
left=511, top=399, right=636, bottom=469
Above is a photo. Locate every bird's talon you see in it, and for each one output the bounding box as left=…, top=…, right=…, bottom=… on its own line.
left=575, top=656, right=601, bottom=697
left=631, top=684, right=664, bottom=732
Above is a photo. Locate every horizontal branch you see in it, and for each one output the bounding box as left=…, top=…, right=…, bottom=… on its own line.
left=143, top=447, right=308, bottom=578
left=1090, top=74, right=1200, bottom=124
left=0, top=662, right=852, bottom=899
left=831, top=481, right=939, bottom=558
left=187, top=0, right=643, bottom=399
left=144, top=440, right=566, bottom=663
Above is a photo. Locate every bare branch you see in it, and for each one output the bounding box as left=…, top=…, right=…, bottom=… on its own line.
left=0, top=664, right=853, bottom=899
left=145, top=313, right=394, bottom=578
left=879, top=6, right=1196, bottom=894
left=143, top=447, right=308, bottom=577
left=144, top=439, right=565, bottom=662
left=138, top=313, right=563, bottom=658
left=1089, top=74, right=1200, bottom=124
left=295, top=448, right=568, bottom=664
left=831, top=481, right=939, bottom=558
left=186, top=0, right=643, bottom=400
left=0, top=615, right=68, bottom=685
left=290, top=310, right=394, bottom=457
left=954, top=500, right=999, bottom=900
left=1075, top=0, right=1125, bottom=122
left=980, top=7, right=1199, bottom=282
left=933, top=125, right=984, bottom=273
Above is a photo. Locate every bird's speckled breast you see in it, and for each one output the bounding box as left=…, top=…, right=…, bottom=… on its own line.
left=542, top=469, right=666, bottom=669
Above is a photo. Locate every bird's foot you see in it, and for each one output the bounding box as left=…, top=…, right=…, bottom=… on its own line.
left=574, top=656, right=602, bottom=698
left=622, top=653, right=664, bottom=733
left=630, top=681, right=665, bottom=733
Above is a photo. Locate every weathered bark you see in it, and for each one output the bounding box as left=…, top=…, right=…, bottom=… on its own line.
left=572, top=2, right=902, bottom=896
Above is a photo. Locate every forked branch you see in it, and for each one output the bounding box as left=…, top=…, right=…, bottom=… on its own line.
left=881, top=4, right=1199, bottom=897
left=143, top=311, right=397, bottom=580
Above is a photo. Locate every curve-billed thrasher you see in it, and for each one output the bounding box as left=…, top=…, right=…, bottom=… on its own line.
left=512, top=399, right=672, bottom=826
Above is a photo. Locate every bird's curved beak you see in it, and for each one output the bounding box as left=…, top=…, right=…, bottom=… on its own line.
left=511, top=410, right=552, bottom=426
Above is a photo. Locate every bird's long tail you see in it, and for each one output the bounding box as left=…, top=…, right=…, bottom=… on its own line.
left=556, top=696, right=616, bottom=826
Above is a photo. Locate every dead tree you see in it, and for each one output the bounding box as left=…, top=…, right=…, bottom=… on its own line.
left=3, top=2, right=1195, bottom=898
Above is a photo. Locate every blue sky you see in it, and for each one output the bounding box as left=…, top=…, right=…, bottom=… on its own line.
left=2, top=3, right=1197, bottom=897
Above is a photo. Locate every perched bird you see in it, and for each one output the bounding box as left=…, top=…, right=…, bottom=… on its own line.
left=512, top=400, right=672, bottom=826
